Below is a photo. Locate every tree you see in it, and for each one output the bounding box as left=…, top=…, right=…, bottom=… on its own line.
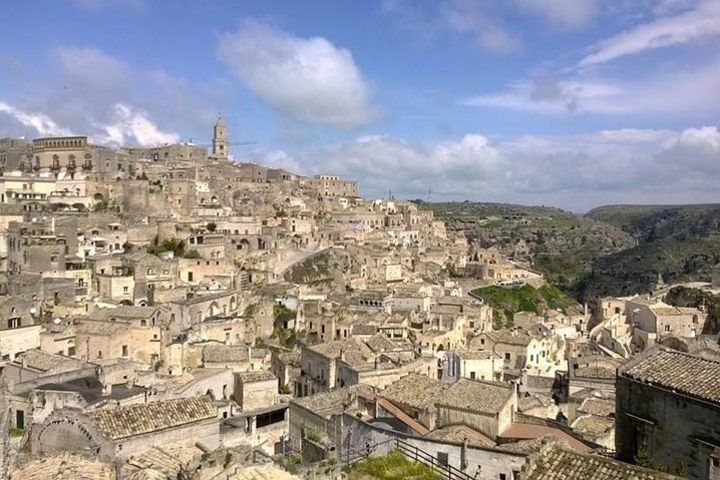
left=206, top=222, right=217, bottom=232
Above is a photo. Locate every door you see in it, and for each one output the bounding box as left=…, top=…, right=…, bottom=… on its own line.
left=16, top=410, right=24, bottom=430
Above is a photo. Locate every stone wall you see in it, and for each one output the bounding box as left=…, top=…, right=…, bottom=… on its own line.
left=616, top=374, right=720, bottom=480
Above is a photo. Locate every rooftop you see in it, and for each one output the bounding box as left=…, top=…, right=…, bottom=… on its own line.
left=292, top=384, right=374, bottom=419
left=426, top=424, right=496, bottom=448
left=523, top=444, right=680, bottom=479
left=89, top=396, right=216, bottom=439
left=237, top=370, right=277, bottom=383
left=381, top=373, right=448, bottom=411
left=10, top=453, right=115, bottom=480
left=620, top=347, right=720, bottom=404
left=203, top=344, right=268, bottom=363
left=14, top=349, right=89, bottom=372
left=435, top=378, right=513, bottom=415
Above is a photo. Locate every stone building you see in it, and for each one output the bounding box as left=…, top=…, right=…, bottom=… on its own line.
left=616, top=347, right=720, bottom=479
left=234, top=370, right=278, bottom=411
left=30, top=395, right=219, bottom=462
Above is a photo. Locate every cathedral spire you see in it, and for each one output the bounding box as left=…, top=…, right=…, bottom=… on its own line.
left=212, top=114, right=227, bottom=160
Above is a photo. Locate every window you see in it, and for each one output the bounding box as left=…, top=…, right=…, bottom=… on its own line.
left=664, top=325, right=670, bottom=332
left=122, top=345, right=128, bottom=356
left=470, top=372, right=476, bottom=380
left=504, top=353, right=511, bottom=361
left=123, top=286, right=129, bottom=294
left=7, top=318, right=20, bottom=329
left=499, top=475, right=507, bottom=480
left=68, top=346, right=76, bottom=356
left=437, top=452, right=449, bottom=466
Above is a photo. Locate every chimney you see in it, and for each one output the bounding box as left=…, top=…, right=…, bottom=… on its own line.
left=102, top=383, right=112, bottom=396
left=247, top=345, right=252, bottom=359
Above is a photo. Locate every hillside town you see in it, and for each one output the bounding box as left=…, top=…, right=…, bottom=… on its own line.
left=0, top=119, right=718, bottom=480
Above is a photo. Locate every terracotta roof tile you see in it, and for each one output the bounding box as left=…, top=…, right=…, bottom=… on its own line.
left=89, top=396, right=216, bottom=439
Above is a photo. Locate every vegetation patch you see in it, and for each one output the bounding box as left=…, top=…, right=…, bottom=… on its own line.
left=472, top=284, right=579, bottom=328
left=347, top=450, right=441, bottom=480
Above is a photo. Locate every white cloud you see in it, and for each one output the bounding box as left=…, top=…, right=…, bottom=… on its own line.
left=94, top=104, right=179, bottom=146
left=461, top=56, right=720, bottom=115
left=217, top=21, right=378, bottom=128
left=280, top=126, right=720, bottom=211
left=442, top=0, right=522, bottom=53
left=515, top=0, right=599, bottom=28
left=0, top=100, right=177, bottom=147
left=253, top=150, right=306, bottom=175
left=0, top=102, right=73, bottom=137
left=580, top=0, right=720, bottom=66
left=55, top=45, right=130, bottom=94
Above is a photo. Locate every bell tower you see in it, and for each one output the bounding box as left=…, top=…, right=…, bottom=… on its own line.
left=212, top=114, right=228, bottom=160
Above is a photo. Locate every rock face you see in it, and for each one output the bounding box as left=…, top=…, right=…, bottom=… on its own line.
left=283, top=248, right=357, bottom=287
left=423, top=202, right=635, bottom=290
left=579, top=204, right=720, bottom=300
left=426, top=201, right=720, bottom=303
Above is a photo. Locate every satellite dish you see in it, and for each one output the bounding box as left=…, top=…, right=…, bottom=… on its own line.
left=53, top=318, right=62, bottom=324
left=30, top=307, right=37, bottom=315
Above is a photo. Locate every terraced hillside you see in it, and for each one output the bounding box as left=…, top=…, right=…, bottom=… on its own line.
left=421, top=201, right=635, bottom=290
left=578, top=204, right=720, bottom=299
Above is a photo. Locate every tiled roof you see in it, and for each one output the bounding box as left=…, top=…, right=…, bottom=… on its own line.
left=292, top=384, right=374, bottom=419
left=381, top=374, right=448, bottom=411
left=308, top=338, right=374, bottom=362
left=435, top=378, right=513, bottom=415
left=573, top=366, right=616, bottom=380
left=123, top=445, right=199, bottom=479
left=455, top=349, right=496, bottom=360
left=10, top=453, right=115, bottom=480
left=571, top=414, right=614, bottom=436
left=204, top=345, right=268, bottom=363
left=75, top=320, right=128, bottom=336
left=237, top=371, right=277, bottom=383
left=523, top=444, right=681, bottom=479
left=620, top=347, right=720, bottom=404
left=14, top=349, right=88, bottom=372
left=578, top=398, right=614, bottom=417
left=485, top=329, right=532, bottom=347
left=89, top=396, right=216, bottom=439
left=426, top=424, right=496, bottom=447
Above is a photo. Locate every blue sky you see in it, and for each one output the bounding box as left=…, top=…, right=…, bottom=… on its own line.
left=1, top=0, right=719, bottom=211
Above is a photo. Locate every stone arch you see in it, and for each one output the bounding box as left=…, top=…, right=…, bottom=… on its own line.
left=208, top=301, right=222, bottom=318
left=32, top=411, right=102, bottom=457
